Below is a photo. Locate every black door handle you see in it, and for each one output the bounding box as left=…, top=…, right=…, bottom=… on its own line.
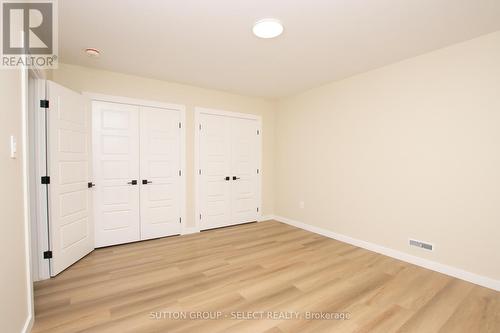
left=225, top=176, right=230, bottom=181
left=142, top=179, right=153, bottom=185
left=127, top=180, right=137, bottom=185
left=88, top=182, right=95, bottom=188
left=233, top=176, right=241, bottom=180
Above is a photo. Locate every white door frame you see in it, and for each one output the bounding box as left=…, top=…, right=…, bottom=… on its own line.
left=194, top=107, right=262, bottom=232
left=30, top=77, right=51, bottom=281
left=84, top=93, right=188, bottom=235
left=22, top=66, right=35, bottom=331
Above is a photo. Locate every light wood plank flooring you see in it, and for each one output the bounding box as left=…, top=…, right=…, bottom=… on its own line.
left=33, top=221, right=500, bottom=333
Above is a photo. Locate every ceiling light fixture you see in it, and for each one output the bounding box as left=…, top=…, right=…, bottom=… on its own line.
left=253, top=18, right=283, bottom=39
left=84, top=47, right=101, bottom=57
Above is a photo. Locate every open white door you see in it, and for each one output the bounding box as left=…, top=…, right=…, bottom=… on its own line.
left=47, top=81, right=94, bottom=276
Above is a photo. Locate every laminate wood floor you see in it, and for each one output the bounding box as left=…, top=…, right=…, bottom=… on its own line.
left=33, top=221, right=500, bottom=333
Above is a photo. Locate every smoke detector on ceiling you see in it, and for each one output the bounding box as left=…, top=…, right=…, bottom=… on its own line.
left=84, top=48, right=101, bottom=57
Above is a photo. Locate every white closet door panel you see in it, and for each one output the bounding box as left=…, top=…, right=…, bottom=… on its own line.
left=199, top=114, right=232, bottom=230
left=231, top=117, right=259, bottom=224
left=47, top=81, right=93, bottom=276
left=140, top=106, right=181, bottom=239
left=92, top=101, right=140, bottom=247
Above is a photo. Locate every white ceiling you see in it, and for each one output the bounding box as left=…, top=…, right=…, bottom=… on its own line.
left=59, top=0, right=500, bottom=99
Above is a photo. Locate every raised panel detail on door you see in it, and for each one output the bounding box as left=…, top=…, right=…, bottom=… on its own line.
left=92, top=101, right=140, bottom=247
left=47, top=81, right=93, bottom=276
left=199, top=114, right=232, bottom=230
left=140, top=106, right=181, bottom=239
left=231, top=117, right=259, bottom=224
left=198, top=111, right=260, bottom=231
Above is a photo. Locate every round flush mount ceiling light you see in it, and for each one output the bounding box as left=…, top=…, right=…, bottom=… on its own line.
left=84, top=47, right=101, bottom=57
left=253, top=18, right=284, bottom=39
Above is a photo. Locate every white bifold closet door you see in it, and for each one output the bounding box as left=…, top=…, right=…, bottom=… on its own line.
left=92, top=101, right=140, bottom=247
left=139, top=106, right=182, bottom=240
left=199, top=112, right=260, bottom=230
left=93, top=102, right=182, bottom=247
left=230, top=117, right=260, bottom=223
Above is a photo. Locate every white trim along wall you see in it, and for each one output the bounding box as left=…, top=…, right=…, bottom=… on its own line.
left=262, top=215, right=500, bottom=292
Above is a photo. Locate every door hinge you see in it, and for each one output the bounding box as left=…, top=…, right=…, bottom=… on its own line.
left=199, top=213, right=202, bottom=220
left=199, top=169, right=202, bottom=175
left=43, top=251, right=52, bottom=259
left=257, top=207, right=259, bottom=212
left=179, top=122, right=182, bottom=129
left=257, top=129, right=260, bottom=135
left=41, top=176, right=50, bottom=184
left=257, top=169, right=260, bottom=174
left=179, top=217, right=182, bottom=223
left=40, top=99, right=49, bottom=108
left=179, top=170, right=182, bottom=176
left=199, top=124, right=202, bottom=130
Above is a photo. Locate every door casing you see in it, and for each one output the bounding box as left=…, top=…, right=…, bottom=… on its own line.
left=30, top=78, right=51, bottom=281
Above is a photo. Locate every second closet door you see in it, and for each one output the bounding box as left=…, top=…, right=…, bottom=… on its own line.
left=230, top=117, right=259, bottom=223
left=140, top=106, right=182, bottom=240
left=199, top=114, right=233, bottom=229
left=199, top=113, right=259, bottom=230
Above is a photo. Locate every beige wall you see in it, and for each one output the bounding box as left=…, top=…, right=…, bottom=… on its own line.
left=275, top=31, right=500, bottom=280
left=52, top=32, right=500, bottom=282
left=0, top=70, right=30, bottom=331
left=51, top=64, right=275, bottom=228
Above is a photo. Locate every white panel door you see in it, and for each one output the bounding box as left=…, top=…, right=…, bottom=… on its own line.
left=47, top=81, right=94, bottom=276
left=199, top=114, right=232, bottom=230
left=92, top=101, right=140, bottom=247
left=230, top=117, right=259, bottom=224
left=140, top=106, right=182, bottom=239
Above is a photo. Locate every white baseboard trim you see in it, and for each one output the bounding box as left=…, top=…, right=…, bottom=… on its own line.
left=272, top=215, right=500, bottom=292
left=182, top=227, right=200, bottom=235
left=22, top=313, right=33, bottom=333
left=181, top=216, right=273, bottom=235
left=258, top=215, right=274, bottom=222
